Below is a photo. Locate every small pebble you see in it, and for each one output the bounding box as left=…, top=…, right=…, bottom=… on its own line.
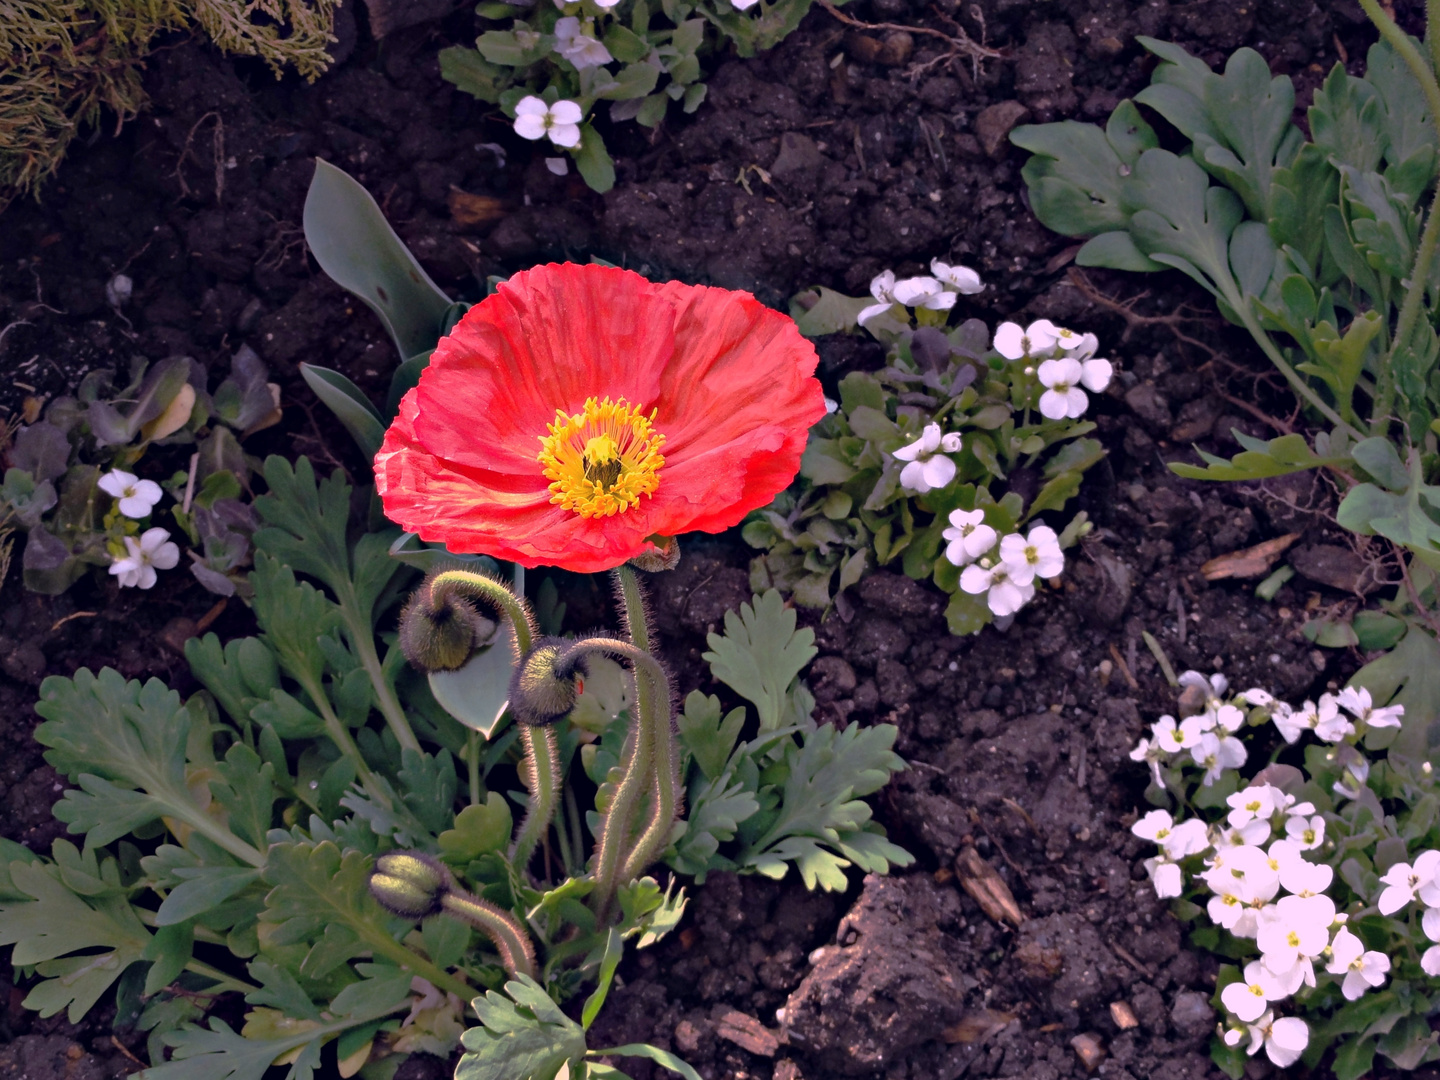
left=1071, top=1032, right=1105, bottom=1072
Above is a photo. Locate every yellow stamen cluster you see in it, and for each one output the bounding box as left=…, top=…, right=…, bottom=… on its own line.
left=537, top=396, right=665, bottom=518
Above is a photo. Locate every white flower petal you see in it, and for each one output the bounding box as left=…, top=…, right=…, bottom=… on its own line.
left=548, top=123, right=583, bottom=149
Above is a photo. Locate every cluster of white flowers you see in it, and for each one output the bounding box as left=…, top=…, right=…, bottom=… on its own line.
left=1129, top=674, right=1408, bottom=1069
left=943, top=513, right=1062, bottom=617
left=994, top=318, right=1114, bottom=420
left=98, top=470, right=179, bottom=590
left=859, top=260, right=984, bottom=326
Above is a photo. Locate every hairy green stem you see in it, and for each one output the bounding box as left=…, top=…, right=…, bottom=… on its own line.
left=1430, top=0, right=1440, bottom=75
left=351, top=626, right=421, bottom=753
left=509, top=723, right=560, bottom=874
left=585, top=570, right=681, bottom=918
left=440, top=890, right=537, bottom=979
left=359, top=924, right=476, bottom=1000
left=427, top=569, right=536, bottom=656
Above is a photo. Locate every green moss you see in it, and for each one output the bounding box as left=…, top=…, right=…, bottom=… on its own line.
left=0, top=0, right=338, bottom=209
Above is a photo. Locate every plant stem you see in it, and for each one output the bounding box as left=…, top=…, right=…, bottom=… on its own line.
left=466, top=728, right=481, bottom=806
left=1236, top=304, right=1362, bottom=439
left=439, top=889, right=537, bottom=979
left=357, top=921, right=475, bottom=1000
left=184, top=959, right=259, bottom=995
left=509, top=723, right=560, bottom=874
left=350, top=623, right=421, bottom=753
left=583, top=569, right=681, bottom=918
left=292, top=667, right=389, bottom=811
left=427, top=569, right=536, bottom=656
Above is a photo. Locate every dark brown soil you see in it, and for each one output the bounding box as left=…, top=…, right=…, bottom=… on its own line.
left=0, top=2, right=1421, bottom=1078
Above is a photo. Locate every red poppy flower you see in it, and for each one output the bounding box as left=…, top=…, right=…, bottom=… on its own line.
left=374, top=262, right=825, bottom=573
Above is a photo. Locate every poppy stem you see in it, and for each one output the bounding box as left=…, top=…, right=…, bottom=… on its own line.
left=427, top=570, right=537, bottom=656
left=510, top=723, right=560, bottom=875
left=588, top=567, right=681, bottom=919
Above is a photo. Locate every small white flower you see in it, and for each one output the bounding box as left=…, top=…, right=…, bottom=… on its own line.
left=942, top=508, right=997, bottom=567
left=1191, top=731, right=1246, bottom=786
left=1241, top=688, right=1275, bottom=707
left=1333, top=754, right=1371, bottom=800
left=1230, top=1012, right=1309, bottom=1068
left=108, top=527, right=180, bottom=590
left=1375, top=851, right=1440, bottom=915
left=858, top=270, right=898, bottom=326
left=1326, top=927, right=1390, bottom=999
left=513, top=96, right=584, bottom=148
left=1313, top=694, right=1355, bottom=742
left=1036, top=357, right=1089, bottom=420
left=1335, top=685, right=1404, bottom=730
left=893, top=423, right=961, bottom=493
left=1178, top=711, right=1216, bottom=746
left=1180, top=670, right=1228, bottom=704
left=1226, top=785, right=1279, bottom=829
left=1132, top=808, right=1175, bottom=844
left=1080, top=356, right=1112, bottom=390
left=930, top=259, right=984, bottom=294
left=1221, top=961, right=1283, bottom=1023
left=1150, top=715, right=1191, bottom=753
left=1285, top=814, right=1325, bottom=851
left=892, top=276, right=958, bottom=311
left=553, top=17, right=613, bottom=69
left=959, top=560, right=1034, bottom=617
left=98, top=470, right=163, bottom=519
left=1129, top=737, right=1165, bottom=786
left=1144, top=856, right=1184, bottom=898
left=1422, top=909, right=1440, bottom=975
left=993, top=319, right=1060, bottom=360
left=998, top=525, right=1063, bottom=586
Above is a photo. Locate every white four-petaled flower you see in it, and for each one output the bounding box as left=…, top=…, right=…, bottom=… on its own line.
left=1035, top=355, right=1112, bottom=420
left=993, top=319, right=1059, bottom=359
left=998, top=525, right=1063, bottom=585
left=1326, top=927, right=1390, bottom=1000
left=108, top=527, right=180, bottom=590
left=941, top=508, right=996, bottom=567
left=513, top=96, right=584, bottom=148
left=553, top=17, right=613, bottom=68
left=98, top=469, right=163, bottom=519
left=892, top=422, right=961, bottom=493
left=1334, top=685, right=1404, bottom=730
left=959, top=559, right=1034, bottom=617
left=1224, top=1011, right=1309, bottom=1068
left=891, top=276, right=958, bottom=311
left=930, top=259, right=984, bottom=294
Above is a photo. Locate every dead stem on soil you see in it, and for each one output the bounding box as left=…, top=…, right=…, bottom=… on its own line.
left=50, top=610, right=97, bottom=632
left=173, top=111, right=226, bottom=204
left=1066, top=268, right=1216, bottom=351
left=1106, top=643, right=1138, bottom=689
left=816, top=0, right=1001, bottom=76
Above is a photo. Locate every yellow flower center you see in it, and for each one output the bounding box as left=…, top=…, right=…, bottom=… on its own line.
left=537, top=396, right=665, bottom=518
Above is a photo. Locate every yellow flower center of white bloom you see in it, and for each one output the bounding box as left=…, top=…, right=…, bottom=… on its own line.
left=537, top=396, right=665, bottom=518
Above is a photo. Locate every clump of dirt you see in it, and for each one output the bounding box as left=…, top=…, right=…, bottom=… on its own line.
left=0, top=2, right=1415, bottom=1078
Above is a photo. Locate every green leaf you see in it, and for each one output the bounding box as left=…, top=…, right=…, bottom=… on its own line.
left=1309, top=63, right=1386, bottom=173
left=1126, top=149, right=1244, bottom=300
left=588, top=1044, right=702, bottom=1080
left=438, top=795, right=514, bottom=862
left=1332, top=1035, right=1377, bottom=1080
left=0, top=861, right=151, bottom=1021
left=1268, top=143, right=1339, bottom=273
left=574, top=125, right=615, bottom=194
left=1189, top=47, right=1297, bottom=217
left=581, top=929, right=623, bottom=1031
left=702, top=591, right=817, bottom=731
left=298, top=364, right=386, bottom=462
left=676, top=691, right=746, bottom=781
left=457, top=974, right=587, bottom=1080
left=244, top=958, right=322, bottom=1021
left=788, top=287, right=872, bottom=337
left=33, top=668, right=264, bottom=866
left=736, top=722, right=910, bottom=890
left=439, top=46, right=512, bottom=103
left=667, top=769, right=761, bottom=878
left=1170, top=432, right=1335, bottom=481
left=250, top=553, right=341, bottom=690
left=1025, top=470, right=1083, bottom=519
left=253, top=457, right=355, bottom=604
left=1011, top=120, right=1133, bottom=235
left=1352, top=623, right=1440, bottom=764
left=428, top=627, right=516, bottom=737
left=303, top=159, right=453, bottom=363
left=387, top=350, right=433, bottom=418
left=212, top=742, right=278, bottom=852
left=944, top=587, right=991, bottom=635
left=1075, top=230, right=1165, bottom=271
left=157, top=867, right=264, bottom=926
left=1366, top=37, right=1440, bottom=168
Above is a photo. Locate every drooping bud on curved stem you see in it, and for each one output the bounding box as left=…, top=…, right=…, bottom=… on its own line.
left=411, top=569, right=537, bottom=664
left=370, top=851, right=536, bottom=979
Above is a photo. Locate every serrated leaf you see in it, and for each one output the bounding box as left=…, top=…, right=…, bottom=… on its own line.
left=0, top=861, right=150, bottom=1021
left=458, top=974, right=587, bottom=1080
left=33, top=669, right=263, bottom=866
left=244, top=958, right=322, bottom=1021
left=184, top=634, right=281, bottom=728
left=735, top=722, right=910, bottom=890
left=438, top=795, right=514, bottom=863
left=676, top=691, right=746, bottom=781
left=667, top=768, right=761, bottom=878
left=702, top=591, right=817, bottom=731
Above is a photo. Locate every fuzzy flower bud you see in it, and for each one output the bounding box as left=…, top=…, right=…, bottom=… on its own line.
left=629, top=534, right=681, bottom=572
left=398, top=574, right=500, bottom=672
left=370, top=851, right=452, bottom=919
left=509, top=636, right=588, bottom=727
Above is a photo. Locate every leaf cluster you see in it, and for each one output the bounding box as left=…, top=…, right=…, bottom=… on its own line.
left=744, top=318, right=1099, bottom=634
left=2, top=347, right=279, bottom=596
left=1012, top=36, right=1440, bottom=562
left=437, top=0, right=828, bottom=192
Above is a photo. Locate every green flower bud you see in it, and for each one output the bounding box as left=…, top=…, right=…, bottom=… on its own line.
left=399, top=577, right=498, bottom=672
left=508, top=636, right=587, bottom=727
left=369, top=851, right=451, bottom=919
